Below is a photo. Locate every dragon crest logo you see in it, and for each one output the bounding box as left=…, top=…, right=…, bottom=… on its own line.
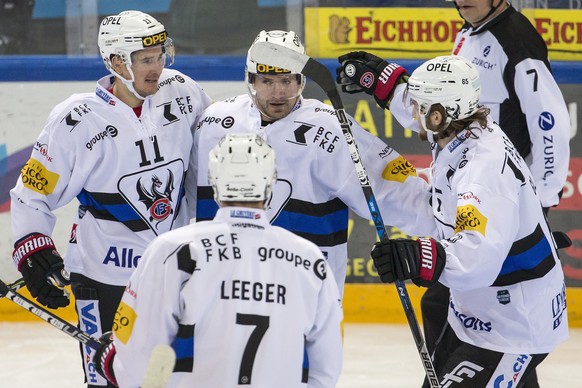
left=136, top=169, right=174, bottom=222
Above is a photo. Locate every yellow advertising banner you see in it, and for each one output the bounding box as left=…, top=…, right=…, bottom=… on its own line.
left=305, top=7, right=462, bottom=59
left=305, top=7, right=582, bottom=61
left=524, top=8, right=582, bottom=60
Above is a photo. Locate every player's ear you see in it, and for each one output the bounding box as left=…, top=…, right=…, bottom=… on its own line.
left=431, top=110, right=443, bottom=126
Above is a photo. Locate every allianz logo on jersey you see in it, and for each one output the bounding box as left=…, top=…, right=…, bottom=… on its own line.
left=102, top=246, right=142, bottom=268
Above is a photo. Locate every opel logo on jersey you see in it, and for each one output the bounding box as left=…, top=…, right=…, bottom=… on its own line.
left=538, top=111, right=555, bottom=131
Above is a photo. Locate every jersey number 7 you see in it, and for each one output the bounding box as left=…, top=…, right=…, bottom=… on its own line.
left=236, top=313, right=270, bottom=385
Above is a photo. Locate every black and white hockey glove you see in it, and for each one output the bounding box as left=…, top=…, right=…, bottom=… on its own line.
left=94, top=331, right=118, bottom=387
left=336, top=51, right=408, bottom=109
left=371, top=238, right=446, bottom=287
left=12, top=233, right=70, bottom=309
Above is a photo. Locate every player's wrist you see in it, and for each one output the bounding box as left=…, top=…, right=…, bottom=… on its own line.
left=12, top=233, right=56, bottom=270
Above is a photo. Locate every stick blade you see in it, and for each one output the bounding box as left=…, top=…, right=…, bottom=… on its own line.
left=142, top=344, right=176, bottom=388
left=249, top=41, right=309, bottom=74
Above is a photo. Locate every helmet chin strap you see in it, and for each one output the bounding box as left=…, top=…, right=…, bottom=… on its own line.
left=112, top=65, right=147, bottom=101
left=123, top=65, right=147, bottom=101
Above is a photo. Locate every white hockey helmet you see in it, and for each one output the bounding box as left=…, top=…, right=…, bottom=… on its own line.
left=98, top=11, right=174, bottom=96
left=245, top=30, right=306, bottom=99
left=208, top=133, right=277, bottom=205
left=407, top=55, right=480, bottom=131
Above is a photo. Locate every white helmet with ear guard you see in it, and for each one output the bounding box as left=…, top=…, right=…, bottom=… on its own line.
left=407, top=55, right=481, bottom=130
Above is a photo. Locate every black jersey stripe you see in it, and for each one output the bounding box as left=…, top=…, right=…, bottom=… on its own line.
left=172, top=323, right=194, bottom=373
left=493, top=224, right=556, bottom=286
left=77, top=189, right=150, bottom=232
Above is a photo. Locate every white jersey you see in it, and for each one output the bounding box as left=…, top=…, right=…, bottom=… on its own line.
left=10, top=70, right=211, bottom=286
left=392, top=5, right=570, bottom=208
left=190, top=94, right=434, bottom=295
left=420, top=120, right=568, bottom=354
left=112, top=207, right=343, bottom=388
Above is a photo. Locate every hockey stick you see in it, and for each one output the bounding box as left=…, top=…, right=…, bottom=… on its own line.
left=0, top=278, right=176, bottom=387
left=142, top=344, right=177, bottom=388
left=250, top=42, right=439, bottom=387
left=0, top=277, right=25, bottom=299
left=0, top=278, right=102, bottom=350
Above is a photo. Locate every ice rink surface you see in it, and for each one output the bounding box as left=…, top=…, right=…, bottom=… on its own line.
left=0, top=322, right=579, bottom=387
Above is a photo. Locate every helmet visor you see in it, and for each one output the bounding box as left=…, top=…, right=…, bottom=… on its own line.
left=128, top=38, right=175, bottom=70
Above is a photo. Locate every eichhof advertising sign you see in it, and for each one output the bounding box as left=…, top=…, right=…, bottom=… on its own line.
left=305, top=7, right=582, bottom=61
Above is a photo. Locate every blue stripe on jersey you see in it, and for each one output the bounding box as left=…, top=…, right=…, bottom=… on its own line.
left=172, top=324, right=195, bottom=373
left=77, top=189, right=141, bottom=221
left=273, top=208, right=348, bottom=235
left=172, top=336, right=194, bottom=360
left=498, top=237, right=552, bottom=275
left=493, top=224, right=556, bottom=286
left=197, top=197, right=219, bottom=221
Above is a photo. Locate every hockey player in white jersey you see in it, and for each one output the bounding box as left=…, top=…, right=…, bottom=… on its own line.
left=191, top=29, right=435, bottom=297
left=336, top=6, right=571, bottom=384
left=92, top=133, right=343, bottom=388
left=365, top=56, right=568, bottom=387
left=10, top=10, right=211, bottom=387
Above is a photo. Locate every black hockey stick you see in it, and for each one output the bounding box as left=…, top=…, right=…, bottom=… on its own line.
left=0, top=278, right=177, bottom=387
left=0, top=277, right=25, bottom=298
left=250, top=42, right=439, bottom=387
left=0, top=278, right=102, bottom=350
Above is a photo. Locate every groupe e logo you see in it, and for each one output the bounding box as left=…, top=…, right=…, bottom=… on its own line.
left=85, top=125, right=118, bottom=151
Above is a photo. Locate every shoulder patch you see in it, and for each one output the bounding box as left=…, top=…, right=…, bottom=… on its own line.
left=381, top=155, right=417, bottom=183
left=113, top=300, right=137, bottom=344
left=21, top=158, right=59, bottom=195
left=455, top=204, right=487, bottom=235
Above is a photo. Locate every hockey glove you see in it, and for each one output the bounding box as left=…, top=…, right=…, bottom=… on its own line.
left=371, top=238, right=446, bottom=288
left=12, top=233, right=70, bottom=309
left=94, top=331, right=118, bottom=387
left=336, top=51, right=408, bottom=109
left=553, top=231, right=572, bottom=249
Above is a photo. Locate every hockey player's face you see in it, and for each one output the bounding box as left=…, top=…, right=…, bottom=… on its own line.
left=456, top=0, right=505, bottom=27
left=252, top=74, right=301, bottom=121
left=130, top=46, right=165, bottom=96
